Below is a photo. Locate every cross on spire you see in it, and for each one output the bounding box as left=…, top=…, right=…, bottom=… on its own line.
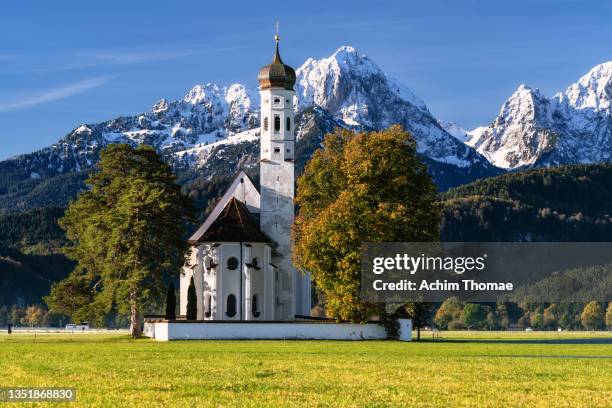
left=275, top=21, right=280, bottom=42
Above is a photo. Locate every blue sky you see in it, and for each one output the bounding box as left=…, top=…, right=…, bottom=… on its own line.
left=1, top=0, right=611, bottom=158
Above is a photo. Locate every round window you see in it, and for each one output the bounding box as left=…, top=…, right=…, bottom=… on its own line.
left=227, top=257, right=239, bottom=270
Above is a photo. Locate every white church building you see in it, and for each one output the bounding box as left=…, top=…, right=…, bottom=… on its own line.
left=179, top=34, right=311, bottom=321
left=144, top=35, right=411, bottom=341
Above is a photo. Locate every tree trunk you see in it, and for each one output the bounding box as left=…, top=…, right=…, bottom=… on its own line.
left=129, top=289, right=141, bottom=338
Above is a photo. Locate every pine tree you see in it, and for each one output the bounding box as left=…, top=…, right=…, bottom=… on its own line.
left=186, top=276, right=197, bottom=320
left=165, top=281, right=176, bottom=320
left=45, top=144, right=193, bottom=338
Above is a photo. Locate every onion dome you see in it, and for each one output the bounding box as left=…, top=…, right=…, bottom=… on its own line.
left=258, top=35, right=296, bottom=90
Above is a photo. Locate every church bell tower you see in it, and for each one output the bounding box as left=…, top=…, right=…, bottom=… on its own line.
left=257, top=30, right=310, bottom=319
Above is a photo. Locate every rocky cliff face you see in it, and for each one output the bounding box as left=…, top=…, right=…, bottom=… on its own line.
left=0, top=46, right=498, bottom=211
left=465, top=62, right=612, bottom=169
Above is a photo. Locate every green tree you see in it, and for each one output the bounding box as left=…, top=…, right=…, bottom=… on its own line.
left=606, top=302, right=612, bottom=330
left=581, top=301, right=604, bottom=330
left=293, top=126, right=440, bottom=322
left=165, top=281, right=177, bottom=320
left=484, top=311, right=500, bottom=330
left=531, top=312, right=544, bottom=330
left=0, top=306, right=8, bottom=327
left=10, top=305, right=24, bottom=326
left=462, top=303, right=486, bottom=329
left=404, top=301, right=433, bottom=341
left=45, top=144, right=192, bottom=337
left=186, top=276, right=197, bottom=320
left=559, top=313, right=574, bottom=330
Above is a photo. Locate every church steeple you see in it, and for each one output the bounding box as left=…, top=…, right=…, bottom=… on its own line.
left=272, top=22, right=282, bottom=64
left=258, top=24, right=296, bottom=90
left=258, top=26, right=307, bottom=319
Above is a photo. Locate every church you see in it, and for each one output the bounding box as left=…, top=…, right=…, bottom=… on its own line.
left=179, top=34, right=312, bottom=321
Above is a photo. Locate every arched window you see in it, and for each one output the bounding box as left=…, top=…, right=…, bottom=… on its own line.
left=204, top=293, right=211, bottom=318
left=263, top=117, right=268, bottom=131
left=252, top=257, right=259, bottom=269
left=226, top=294, right=236, bottom=317
left=274, top=116, right=280, bottom=132
left=227, top=257, right=238, bottom=270
left=252, top=294, right=261, bottom=318
left=286, top=117, right=291, bottom=131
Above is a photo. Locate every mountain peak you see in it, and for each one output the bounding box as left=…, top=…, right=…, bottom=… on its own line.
left=564, top=61, right=612, bottom=112
left=333, top=45, right=358, bottom=56
left=467, top=60, right=612, bottom=170
left=184, top=83, right=223, bottom=104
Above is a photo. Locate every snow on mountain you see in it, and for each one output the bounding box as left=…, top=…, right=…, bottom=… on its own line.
left=467, top=62, right=612, bottom=169
left=439, top=121, right=470, bottom=143
left=295, top=46, right=490, bottom=168
left=0, top=45, right=499, bottom=211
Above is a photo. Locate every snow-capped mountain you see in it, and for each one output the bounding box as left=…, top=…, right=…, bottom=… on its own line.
left=466, top=62, right=612, bottom=169
left=0, top=46, right=498, bottom=211
left=295, top=46, right=490, bottom=168
left=439, top=121, right=470, bottom=143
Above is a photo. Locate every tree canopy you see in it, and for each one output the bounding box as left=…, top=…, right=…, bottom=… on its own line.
left=45, top=144, right=192, bottom=336
left=293, top=126, right=440, bottom=322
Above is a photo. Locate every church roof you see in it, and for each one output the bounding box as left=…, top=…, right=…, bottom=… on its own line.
left=258, top=36, right=296, bottom=90
left=188, top=197, right=271, bottom=245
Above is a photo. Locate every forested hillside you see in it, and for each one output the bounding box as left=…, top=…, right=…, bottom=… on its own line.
left=2, top=163, right=612, bottom=307
left=0, top=208, right=73, bottom=306
left=441, top=163, right=612, bottom=241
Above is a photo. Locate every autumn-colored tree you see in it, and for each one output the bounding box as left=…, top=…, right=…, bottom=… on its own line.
left=434, top=297, right=463, bottom=329
left=606, top=302, right=612, bottom=330
left=581, top=301, right=604, bottom=330
left=45, top=144, right=192, bottom=337
left=293, top=126, right=440, bottom=322
left=23, top=305, right=46, bottom=327
left=542, top=304, right=560, bottom=329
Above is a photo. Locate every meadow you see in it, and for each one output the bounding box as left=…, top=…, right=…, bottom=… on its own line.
left=0, top=331, right=610, bottom=407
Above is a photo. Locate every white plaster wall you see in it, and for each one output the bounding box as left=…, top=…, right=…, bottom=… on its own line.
left=247, top=243, right=266, bottom=320
left=219, top=243, right=242, bottom=320
left=180, top=246, right=201, bottom=316
left=201, top=245, right=218, bottom=320
left=145, top=319, right=412, bottom=341
left=260, top=87, right=296, bottom=321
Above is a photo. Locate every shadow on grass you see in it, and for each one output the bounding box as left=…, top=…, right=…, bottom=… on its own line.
left=428, top=338, right=612, bottom=345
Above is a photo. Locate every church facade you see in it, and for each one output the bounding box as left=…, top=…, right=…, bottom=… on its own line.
left=179, top=36, right=311, bottom=321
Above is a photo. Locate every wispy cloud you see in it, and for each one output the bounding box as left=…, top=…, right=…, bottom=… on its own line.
left=0, top=75, right=116, bottom=112
left=83, top=49, right=198, bottom=65
left=36, top=44, right=249, bottom=73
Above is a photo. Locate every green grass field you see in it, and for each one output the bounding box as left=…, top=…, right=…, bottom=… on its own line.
left=1, top=331, right=611, bottom=407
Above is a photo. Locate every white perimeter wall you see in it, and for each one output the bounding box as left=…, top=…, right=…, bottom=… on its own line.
left=144, top=319, right=412, bottom=342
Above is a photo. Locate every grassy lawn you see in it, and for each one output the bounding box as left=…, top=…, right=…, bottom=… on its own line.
left=0, top=331, right=611, bottom=407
